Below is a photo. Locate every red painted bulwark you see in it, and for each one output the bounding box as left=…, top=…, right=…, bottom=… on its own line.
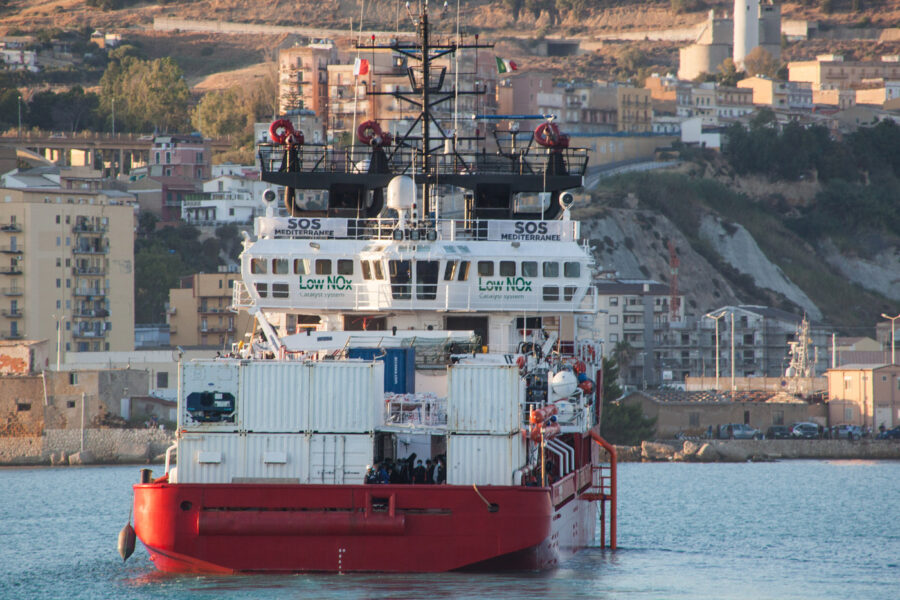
left=134, top=482, right=595, bottom=573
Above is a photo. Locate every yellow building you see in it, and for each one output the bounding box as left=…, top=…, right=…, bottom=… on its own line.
left=826, top=364, right=900, bottom=430
left=789, top=54, right=900, bottom=91
left=168, top=271, right=252, bottom=349
left=0, top=187, right=135, bottom=356
left=617, top=87, right=652, bottom=133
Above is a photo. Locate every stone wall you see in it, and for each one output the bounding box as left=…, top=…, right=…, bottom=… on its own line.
left=606, top=439, right=900, bottom=463
left=0, top=428, right=174, bottom=466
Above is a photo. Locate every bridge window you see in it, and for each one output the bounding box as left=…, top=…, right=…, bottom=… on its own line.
left=272, top=283, right=289, bottom=299
left=563, top=285, right=577, bottom=301
left=416, top=260, right=439, bottom=300
left=477, top=261, right=494, bottom=277
left=443, top=260, right=457, bottom=281
left=373, top=261, right=384, bottom=280
left=315, top=259, right=331, bottom=275
left=389, top=260, right=411, bottom=299
left=522, top=261, right=537, bottom=277
left=458, top=261, right=470, bottom=281
left=361, top=260, right=372, bottom=280
left=337, top=259, right=353, bottom=275
left=294, top=258, right=311, bottom=275
left=272, top=259, right=289, bottom=275
left=250, top=258, right=267, bottom=274
left=543, top=286, right=559, bottom=301
left=255, top=283, right=268, bottom=298
left=564, top=262, right=581, bottom=278
left=543, top=262, right=559, bottom=278
left=499, top=261, right=516, bottom=277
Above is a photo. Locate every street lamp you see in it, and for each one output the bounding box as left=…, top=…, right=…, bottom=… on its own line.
left=705, top=311, right=726, bottom=392
left=882, top=313, right=900, bottom=365
left=17, top=95, right=22, bottom=137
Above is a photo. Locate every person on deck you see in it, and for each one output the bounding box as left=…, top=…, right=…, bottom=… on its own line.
left=412, top=459, right=427, bottom=484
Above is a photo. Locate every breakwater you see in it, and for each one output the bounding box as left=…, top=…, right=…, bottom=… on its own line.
left=611, top=439, right=900, bottom=462
left=0, top=429, right=173, bottom=466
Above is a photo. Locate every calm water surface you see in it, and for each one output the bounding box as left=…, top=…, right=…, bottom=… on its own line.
left=1, top=460, right=897, bottom=599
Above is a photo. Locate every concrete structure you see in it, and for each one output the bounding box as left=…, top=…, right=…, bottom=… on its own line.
left=62, top=348, right=219, bottom=402
left=737, top=76, right=813, bottom=110
left=826, top=364, right=900, bottom=430
left=0, top=187, right=136, bottom=355
left=0, top=339, right=49, bottom=374
left=678, top=2, right=782, bottom=80
left=167, top=271, right=252, bottom=349
left=497, top=73, right=555, bottom=115
left=623, top=389, right=826, bottom=438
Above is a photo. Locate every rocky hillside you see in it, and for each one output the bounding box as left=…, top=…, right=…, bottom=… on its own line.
left=576, top=167, right=900, bottom=333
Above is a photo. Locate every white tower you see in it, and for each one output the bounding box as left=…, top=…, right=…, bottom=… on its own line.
left=733, top=0, right=760, bottom=69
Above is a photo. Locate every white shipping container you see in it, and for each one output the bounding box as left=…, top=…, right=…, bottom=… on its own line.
left=308, top=361, right=384, bottom=432
left=174, top=432, right=373, bottom=485
left=180, top=360, right=242, bottom=432
left=446, top=433, right=526, bottom=486
left=447, top=364, right=523, bottom=434
left=240, top=361, right=310, bottom=432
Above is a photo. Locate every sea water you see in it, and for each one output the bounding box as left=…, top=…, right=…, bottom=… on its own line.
left=1, top=460, right=897, bottom=600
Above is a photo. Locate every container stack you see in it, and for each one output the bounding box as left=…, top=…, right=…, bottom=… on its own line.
left=446, top=364, right=526, bottom=486
left=174, top=360, right=383, bottom=484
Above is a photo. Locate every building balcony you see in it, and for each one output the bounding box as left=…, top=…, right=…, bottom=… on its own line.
left=0, top=266, right=22, bottom=275
left=2, top=287, right=23, bottom=296
left=0, top=223, right=22, bottom=233
left=73, top=287, right=108, bottom=297
left=1, top=331, right=23, bottom=339
left=72, top=224, right=107, bottom=234
left=73, top=247, right=108, bottom=255
left=73, top=266, right=106, bottom=276
left=73, top=328, right=108, bottom=339
left=0, top=246, right=22, bottom=254
left=1, top=308, right=23, bottom=318
left=72, top=308, right=108, bottom=318
left=200, top=326, right=234, bottom=334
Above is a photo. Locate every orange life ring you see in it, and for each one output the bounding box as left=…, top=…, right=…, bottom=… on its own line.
left=269, top=119, right=294, bottom=145
left=534, top=122, right=570, bottom=149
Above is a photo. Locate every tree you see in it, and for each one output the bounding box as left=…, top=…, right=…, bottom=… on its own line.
left=599, top=355, right=656, bottom=445
left=192, top=88, right=247, bottom=139
left=742, top=47, right=780, bottom=78
left=717, top=58, right=743, bottom=87
left=99, top=56, right=190, bottom=133
left=611, top=340, right=636, bottom=375
left=615, top=47, right=647, bottom=76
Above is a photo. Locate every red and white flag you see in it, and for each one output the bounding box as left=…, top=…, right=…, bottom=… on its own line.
left=353, top=57, right=370, bottom=76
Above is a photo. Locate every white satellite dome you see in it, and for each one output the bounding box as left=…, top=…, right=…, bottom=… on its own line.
left=387, top=176, right=415, bottom=212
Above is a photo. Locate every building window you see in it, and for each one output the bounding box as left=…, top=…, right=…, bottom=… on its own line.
left=294, top=258, right=311, bottom=275
left=272, top=283, right=290, bottom=298
left=157, top=372, right=169, bottom=388
left=56, top=215, right=61, bottom=224
left=522, top=261, right=537, bottom=277
left=250, top=258, right=267, bottom=274
left=563, top=286, right=577, bottom=301
left=609, top=296, right=618, bottom=306
left=499, top=261, right=516, bottom=277
left=255, top=283, right=268, bottom=298
left=69, top=373, right=78, bottom=384
left=272, top=259, right=289, bottom=275
left=773, top=410, right=784, bottom=425
left=543, top=262, right=559, bottom=277
left=56, top=279, right=61, bottom=288
left=564, top=262, right=581, bottom=278
left=543, top=286, right=559, bottom=301
left=67, top=400, right=76, bottom=408
left=610, top=315, right=618, bottom=324
left=689, top=412, right=699, bottom=427
left=56, top=237, right=61, bottom=246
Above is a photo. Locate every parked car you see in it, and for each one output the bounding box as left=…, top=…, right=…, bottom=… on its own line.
left=719, top=423, right=762, bottom=440
left=791, top=422, right=820, bottom=439
left=834, top=424, right=863, bottom=441
left=877, top=426, right=900, bottom=440
left=766, top=425, right=791, bottom=439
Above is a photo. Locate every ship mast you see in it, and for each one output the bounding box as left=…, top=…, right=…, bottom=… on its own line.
left=359, top=0, right=492, bottom=215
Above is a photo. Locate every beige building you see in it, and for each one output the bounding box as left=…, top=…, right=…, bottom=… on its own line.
left=623, top=390, right=826, bottom=439
left=826, top=364, right=900, bottom=430
left=279, top=42, right=337, bottom=116
left=0, top=187, right=135, bottom=356
left=168, top=271, right=252, bottom=349
left=789, top=54, right=900, bottom=91
left=617, top=87, right=652, bottom=132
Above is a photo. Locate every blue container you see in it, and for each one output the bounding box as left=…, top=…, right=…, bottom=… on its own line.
left=347, top=347, right=415, bottom=394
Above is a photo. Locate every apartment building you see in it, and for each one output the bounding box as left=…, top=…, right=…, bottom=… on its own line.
left=789, top=54, right=900, bottom=91
left=167, top=271, right=252, bottom=349
left=278, top=42, right=337, bottom=116
left=826, top=364, right=900, bottom=429
left=0, top=187, right=135, bottom=356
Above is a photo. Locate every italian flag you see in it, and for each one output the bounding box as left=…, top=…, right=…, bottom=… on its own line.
left=495, top=56, right=518, bottom=74
left=353, top=57, right=370, bottom=76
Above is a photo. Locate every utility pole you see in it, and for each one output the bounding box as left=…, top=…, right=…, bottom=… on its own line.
left=705, top=311, right=726, bottom=392
left=731, top=311, right=736, bottom=397
left=17, top=95, right=22, bottom=137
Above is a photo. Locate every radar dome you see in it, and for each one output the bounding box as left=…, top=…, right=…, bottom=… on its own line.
left=387, top=176, right=415, bottom=212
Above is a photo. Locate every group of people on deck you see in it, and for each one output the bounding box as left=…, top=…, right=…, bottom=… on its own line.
left=366, top=454, right=446, bottom=484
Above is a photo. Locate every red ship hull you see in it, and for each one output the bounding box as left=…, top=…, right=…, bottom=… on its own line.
left=133, top=475, right=597, bottom=573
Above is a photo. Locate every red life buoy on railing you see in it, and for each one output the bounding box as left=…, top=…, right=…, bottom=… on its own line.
left=269, top=119, right=294, bottom=145
left=357, top=120, right=392, bottom=147
left=534, top=122, right=570, bottom=150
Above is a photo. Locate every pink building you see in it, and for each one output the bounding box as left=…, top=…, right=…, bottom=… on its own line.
left=148, top=135, right=211, bottom=181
